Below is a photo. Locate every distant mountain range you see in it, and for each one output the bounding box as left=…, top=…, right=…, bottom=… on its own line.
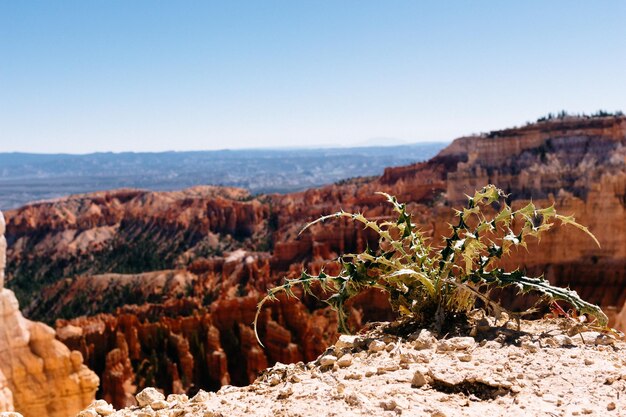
left=0, top=143, right=446, bottom=209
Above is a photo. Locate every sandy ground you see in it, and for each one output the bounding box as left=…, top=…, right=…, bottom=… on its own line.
left=79, top=318, right=626, bottom=417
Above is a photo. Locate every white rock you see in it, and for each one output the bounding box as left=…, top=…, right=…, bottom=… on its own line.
left=76, top=411, right=98, bottom=417
left=369, top=340, right=386, bottom=352
left=86, top=400, right=109, bottom=410
left=413, top=330, right=436, bottom=350
left=217, top=385, right=238, bottom=394
left=542, top=394, right=559, bottom=404
left=553, top=335, right=573, bottom=346
left=337, top=354, right=353, bottom=368
left=437, top=337, right=475, bottom=352
left=94, top=402, right=115, bottom=416
left=458, top=353, right=472, bottom=362
left=335, top=335, right=359, bottom=350
left=399, top=352, right=416, bottom=364
left=319, top=355, right=337, bottom=367
left=268, top=374, right=282, bottom=386
left=136, top=387, right=165, bottom=407
left=521, top=341, right=539, bottom=353
left=190, top=390, right=213, bottom=403
left=151, top=399, right=169, bottom=410
left=277, top=384, right=293, bottom=399
left=136, top=407, right=156, bottom=417
left=364, top=367, right=377, bottom=377
left=411, top=369, right=428, bottom=388
left=379, top=399, right=397, bottom=411
left=482, top=340, right=502, bottom=349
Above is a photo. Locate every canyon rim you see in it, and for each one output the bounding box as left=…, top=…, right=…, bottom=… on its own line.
left=0, top=115, right=624, bottom=413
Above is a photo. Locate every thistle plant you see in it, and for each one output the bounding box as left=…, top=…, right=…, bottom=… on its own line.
left=254, top=185, right=607, bottom=344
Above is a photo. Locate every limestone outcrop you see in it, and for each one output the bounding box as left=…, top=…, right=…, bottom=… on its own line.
left=0, top=210, right=99, bottom=417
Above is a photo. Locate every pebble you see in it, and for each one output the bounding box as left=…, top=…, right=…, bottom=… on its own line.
left=369, top=340, right=386, bottom=352
left=584, top=358, right=594, bottom=366
left=87, top=400, right=109, bottom=410
left=335, top=335, right=359, bottom=350
left=482, top=340, right=502, bottom=349
left=607, top=402, right=616, bottom=411
left=577, top=331, right=613, bottom=346
left=400, top=352, right=416, bottom=364
left=268, top=374, right=282, bottom=386
left=320, top=355, right=338, bottom=367
left=344, top=372, right=362, bottom=380
left=554, top=335, right=573, bottom=346
left=136, top=388, right=166, bottom=407
left=289, top=373, right=302, bottom=383
left=190, top=390, right=213, bottom=403
left=136, top=409, right=156, bottom=417
left=521, top=341, right=539, bottom=353
left=203, top=411, right=225, bottom=417
left=475, top=317, right=491, bottom=332
left=151, top=400, right=169, bottom=410
left=277, top=385, right=293, bottom=399
left=365, top=367, right=378, bottom=377
left=458, top=353, right=472, bottom=362
left=437, top=337, right=475, bottom=352
left=337, top=354, right=353, bottom=368
left=413, top=330, right=436, bottom=350
left=76, top=410, right=98, bottom=417
left=542, top=394, right=559, bottom=404
left=167, top=394, right=189, bottom=403
left=95, top=404, right=114, bottom=416
left=411, top=369, right=428, bottom=388
left=379, top=399, right=397, bottom=411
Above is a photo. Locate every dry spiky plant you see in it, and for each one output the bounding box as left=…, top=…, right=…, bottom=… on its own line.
left=254, top=185, right=607, bottom=344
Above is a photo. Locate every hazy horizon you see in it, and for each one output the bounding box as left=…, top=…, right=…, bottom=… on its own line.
left=1, top=1, right=625, bottom=153
left=0, top=139, right=450, bottom=156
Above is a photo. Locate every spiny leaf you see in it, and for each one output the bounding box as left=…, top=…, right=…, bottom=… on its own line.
left=473, top=270, right=608, bottom=327
left=386, top=269, right=435, bottom=296
left=556, top=214, right=601, bottom=247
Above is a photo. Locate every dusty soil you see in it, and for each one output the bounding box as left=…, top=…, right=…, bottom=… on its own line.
left=80, top=317, right=626, bottom=417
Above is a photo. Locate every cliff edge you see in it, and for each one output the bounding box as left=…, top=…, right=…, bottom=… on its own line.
left=75, top=318, right=625, bottom=417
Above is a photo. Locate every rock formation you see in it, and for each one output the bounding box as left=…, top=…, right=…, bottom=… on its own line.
left=0, top=210, right=100, bottom=417
left=2, top=115, right=626, bottom=407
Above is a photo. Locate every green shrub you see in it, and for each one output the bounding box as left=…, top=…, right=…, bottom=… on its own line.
left=254, top=185, right=607, bottom=343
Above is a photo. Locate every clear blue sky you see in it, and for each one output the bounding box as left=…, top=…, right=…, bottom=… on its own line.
left=1, top=1, right=624, bottom=153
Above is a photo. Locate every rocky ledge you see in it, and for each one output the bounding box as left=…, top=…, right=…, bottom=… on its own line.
left=66, top=318, right=624, bottom=417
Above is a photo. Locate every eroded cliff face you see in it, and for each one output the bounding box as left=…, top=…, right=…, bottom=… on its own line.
left=3, top=116, right=626, bottom=408
left=0, top=210, right=99, bottom=417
